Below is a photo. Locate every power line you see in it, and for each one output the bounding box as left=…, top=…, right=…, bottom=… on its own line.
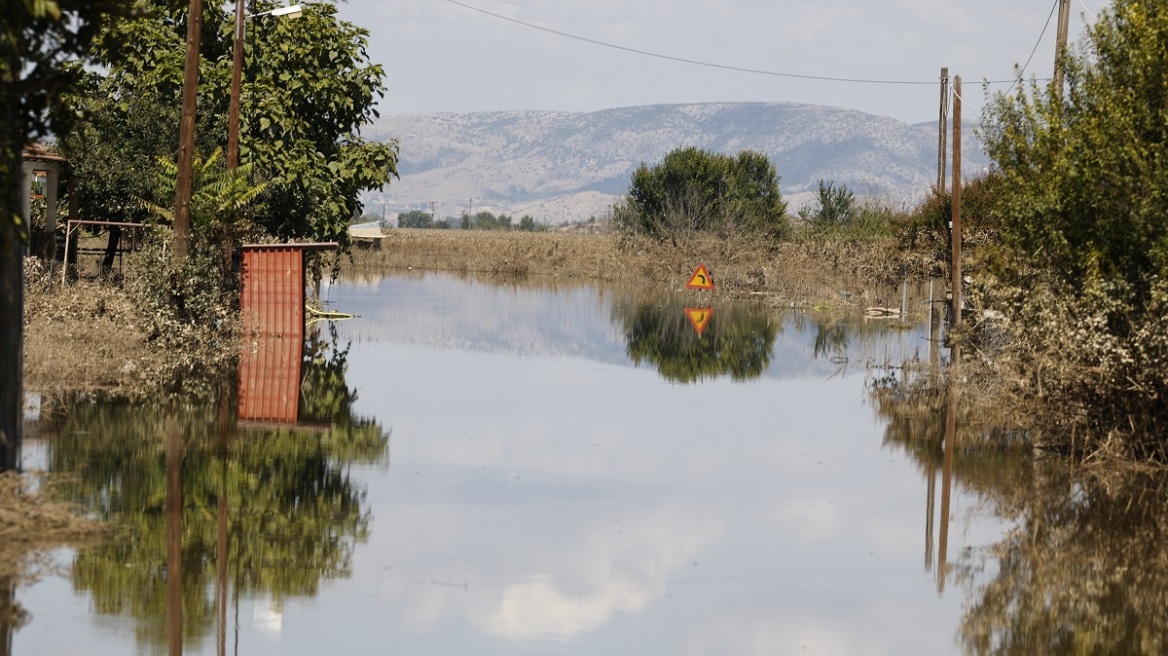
left=1006, top=0, right=1060, bottom=97
left=443, top=0, right=1021, bottom=87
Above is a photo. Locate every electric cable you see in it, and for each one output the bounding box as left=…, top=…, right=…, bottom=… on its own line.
left=442, top=0, right=1039, bottom=87
left=1005, top=0, right=1059, bottom=97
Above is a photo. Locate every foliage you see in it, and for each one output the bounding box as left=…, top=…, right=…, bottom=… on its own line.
left=126, top=225, right=238, bottom=381
left=141, top=147, right=267, bottom=238
left=397, top=209, right=433, bottom=229
left=60, top=0, right=399, bottom=249
left=614, top=147, right=788, bottom=242
left=517, top=215, right=544, bottom=232
left=982, top=0, right=1168, bottom=302
left=895, top=173, right=1001, bottom=258
left=54, top=74, right=180, bottom=223
left=797, top=180, right=902, bottom=241
left=799, top=180, right=855, bottom=226
left=471, top=211, right=511, bottom=230
left=2, top=0, right=135, bottom=240
left=978, top=0, right=1168, bottom=454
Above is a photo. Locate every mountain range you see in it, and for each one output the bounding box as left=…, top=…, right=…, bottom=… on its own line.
left=362, top=102, right=989, bottom=225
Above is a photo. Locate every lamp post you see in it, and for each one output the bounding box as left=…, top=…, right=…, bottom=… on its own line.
left=227, top=2, right=303, bottom=170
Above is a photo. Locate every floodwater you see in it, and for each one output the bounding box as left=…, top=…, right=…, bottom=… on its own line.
left=10, top=272, right=1165, bottom=655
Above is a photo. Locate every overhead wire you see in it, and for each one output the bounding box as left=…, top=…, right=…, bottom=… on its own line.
left=442, top=0, right=1032, bottom=87
left=1005, top=0, right=1060, bottom=97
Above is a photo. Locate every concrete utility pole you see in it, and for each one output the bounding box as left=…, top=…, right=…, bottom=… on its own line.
left=173, top=0, right=204, bottom=262
left=936, top=67, right=950, bottom=193
left=1054, top=0, right=1072, bottom=101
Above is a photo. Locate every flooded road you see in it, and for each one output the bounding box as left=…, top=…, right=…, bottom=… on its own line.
left=13, top=272, right=1149, bottom=655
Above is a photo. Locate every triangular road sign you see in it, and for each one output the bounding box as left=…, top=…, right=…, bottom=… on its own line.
left=685, top=263, right=715, bottom=290
left=686, top=307, right=713, bottom=337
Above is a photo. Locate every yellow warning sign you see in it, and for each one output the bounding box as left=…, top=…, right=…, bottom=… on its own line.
left=686, top=307, right=713, bottom=337
left=685, top=264, right=714, bottom=290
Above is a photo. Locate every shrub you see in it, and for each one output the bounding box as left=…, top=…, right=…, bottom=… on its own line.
left=614, top=147, right=788, bottom=241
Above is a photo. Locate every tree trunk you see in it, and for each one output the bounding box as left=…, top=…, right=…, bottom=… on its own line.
left=0, top=88, right=25, bottom=472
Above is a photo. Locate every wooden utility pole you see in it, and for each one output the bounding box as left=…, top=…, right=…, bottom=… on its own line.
left=1054, top=0, right=1072, bottom=100
left=166, top=418, right=184, bottom=656
left=227, top=0, right=245, bottom=170
left=936, top=67, right=950, bottom=192
left=950, top=76, right=963, bottom=331
left=173, top=0, right=204, bottom=262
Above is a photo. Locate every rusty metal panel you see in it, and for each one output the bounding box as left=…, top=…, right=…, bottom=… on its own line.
left=238, top=246, right=306, bottom=423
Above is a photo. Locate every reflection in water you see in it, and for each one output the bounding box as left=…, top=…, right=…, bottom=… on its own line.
left=614, top=299, right=777, bottom=383
left=37, top=272, right=1168, bottom=653
left=872, top=344, right=1031, bottom=588
left=957, top=466, right=1168, bottom=654
left=44, top=326, right=389, bottom=653
left=812, top=322, right=850, bottom=365
left=1, top=577, right=16, bottom=656
left=872, top=339, right=1168, bottom=655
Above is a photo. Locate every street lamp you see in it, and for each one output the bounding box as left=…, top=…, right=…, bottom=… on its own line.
left=227, top=2, right=303, bottom=170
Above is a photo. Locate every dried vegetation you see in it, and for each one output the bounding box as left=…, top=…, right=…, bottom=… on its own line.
left=345, top=229, right=933, bottom=310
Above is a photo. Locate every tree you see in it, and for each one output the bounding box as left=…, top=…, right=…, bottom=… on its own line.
left=2, top=0, right=134, bottom=470
left=614, top=147, right=788, bottom=241
left=60, top=0, right=399, bottom=249
left=982, top=0, right=1168, bottom=303
left=980, top=0, right=1168, bottom=453
left=798, top=180, right=855, bottom=227
left=397, top=209, right=433, bottom=229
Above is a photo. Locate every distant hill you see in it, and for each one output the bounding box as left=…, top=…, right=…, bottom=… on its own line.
left=363, top=102, right=988, bottom=225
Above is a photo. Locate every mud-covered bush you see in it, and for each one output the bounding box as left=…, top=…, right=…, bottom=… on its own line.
left=986, top=276, right=1168, bottom=460
left=126, top=227, right=238, bottom=366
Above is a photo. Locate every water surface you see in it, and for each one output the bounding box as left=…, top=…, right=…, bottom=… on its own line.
left=12, top=272, right=1121, bottom=655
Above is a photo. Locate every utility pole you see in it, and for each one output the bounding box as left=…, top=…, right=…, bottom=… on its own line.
left=936, top=67, right=950, bottom=193
left=173, top=0, right=204, bottom=262
left=227, top=0, right=244, bottom=169
left=1054, top=0, right=1072, bottom=101
left=950, top=76, right=963, bottom=333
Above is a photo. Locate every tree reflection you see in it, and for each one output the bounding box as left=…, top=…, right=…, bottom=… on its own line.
left=872, top=353, right=1168, bottom=655
left=958, top=468, right=1168, bottom=655
left=614, top=299, right=777, bottom=383
left=46, top=327, right=388, bottom=652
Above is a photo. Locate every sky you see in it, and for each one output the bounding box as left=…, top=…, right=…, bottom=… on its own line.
left=333, top=0, right=1108, bottom=125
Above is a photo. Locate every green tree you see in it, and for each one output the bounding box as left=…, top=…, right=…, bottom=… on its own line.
left=799, top=180, right=855, bottom=226
left=59, top=0, right=399, bottom=249
left=397, top=209, right=433, bottom=229
left=517, top=215, right=543, bottom=232
left=982, top=0, right=1168, bottom=301
left=614, top=147, right=788, bottom=241
left=980, top=0, right=1168, bottom=454
left=2, top=0, right=134, bottom=470
left=467, top=211, right=512, bottom=231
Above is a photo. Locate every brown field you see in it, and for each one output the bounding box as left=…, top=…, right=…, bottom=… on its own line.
left=344, top=229, right=940, bottom=311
